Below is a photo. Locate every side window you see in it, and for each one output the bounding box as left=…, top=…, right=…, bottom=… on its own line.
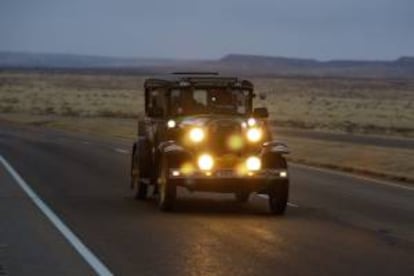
left=147, top=89, right=166, bottom=117
left=148, top=90, right=159, bottom=109
left=235, top=90, right=248, bottom=114
left=170, top=89, right=181, bottom=115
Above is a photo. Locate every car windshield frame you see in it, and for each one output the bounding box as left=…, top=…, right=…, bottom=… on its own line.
left=167, top=87, right=253, bottom=116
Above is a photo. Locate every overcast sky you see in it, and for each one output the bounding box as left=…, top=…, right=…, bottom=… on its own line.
left=0, top=0, right=413, bottom=60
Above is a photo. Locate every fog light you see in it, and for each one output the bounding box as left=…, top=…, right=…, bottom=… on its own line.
left=198, top=154, right=214, bottom=171
left=246, top=156, right=261, bottom=171
left=280, top=171, right=288, bottom=178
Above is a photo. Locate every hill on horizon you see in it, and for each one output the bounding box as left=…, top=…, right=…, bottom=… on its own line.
left=1, top=51, right=413, bottom=79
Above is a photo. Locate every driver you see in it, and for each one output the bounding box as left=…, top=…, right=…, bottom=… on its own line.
left=174, top=88, right=196, bottom=115
left=210, top=89, right=236, bottom=113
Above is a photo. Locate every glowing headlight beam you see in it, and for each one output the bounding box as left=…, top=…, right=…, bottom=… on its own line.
left=246, top=156, right=261, bottom=171
left=189, top=127, right=205, bottom=143
left=198, top=154, right=214, bottom=171
left=167, top=120, right=176, bottom=128
left=247, top=128, right=262, bottom=142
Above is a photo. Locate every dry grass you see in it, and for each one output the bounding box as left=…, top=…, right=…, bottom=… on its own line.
left=254, top=78, right=414, bottom=136
left=1, top=72, right=413, bottom=136
left=0, top=72, right=145, bottom=117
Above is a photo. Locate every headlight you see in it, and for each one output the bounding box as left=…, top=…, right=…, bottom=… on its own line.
left=198, top=154, right=214, bottom=171
left=246, top=127, right=262, bottom=142
left=246, top=156, right=261, bottom=171
left=189, top=127, right=205, bottom=143
left=167, top=119, right=176, bottom=128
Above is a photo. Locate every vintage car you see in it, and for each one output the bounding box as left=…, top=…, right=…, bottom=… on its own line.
left=130, top=73, right=290, bottom=214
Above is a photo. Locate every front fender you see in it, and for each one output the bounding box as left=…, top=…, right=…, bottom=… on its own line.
left=261, top=140, right=290, bottom=155
left=260, top=140, right=289, bottom=169
left=158, top=140, right=192, bottom=166
left=134, top=137, right=152, bottom=178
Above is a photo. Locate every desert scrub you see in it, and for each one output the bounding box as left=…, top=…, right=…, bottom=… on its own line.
left=254, top=77, right=414, bottom=136
left=1, top=72, right=413, bottom=136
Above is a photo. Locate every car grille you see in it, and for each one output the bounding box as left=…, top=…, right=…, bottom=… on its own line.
left=208, top=120, right=243, bottom=155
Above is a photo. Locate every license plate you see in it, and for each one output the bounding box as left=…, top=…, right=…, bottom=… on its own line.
left=216, top=170, right=235, bottom=177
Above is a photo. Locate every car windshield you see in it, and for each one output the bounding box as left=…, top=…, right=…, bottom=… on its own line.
left=169, top=88, right=251, bottom=116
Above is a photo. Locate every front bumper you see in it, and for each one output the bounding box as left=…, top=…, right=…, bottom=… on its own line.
left=168, top=168, right=288, bottom=193
left=169, top=168, right=288, bottom=179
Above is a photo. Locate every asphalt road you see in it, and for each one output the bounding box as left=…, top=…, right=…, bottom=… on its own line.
left=275, top=127, right=414, bottom=150
left=0, top=121, right=413, bottom=276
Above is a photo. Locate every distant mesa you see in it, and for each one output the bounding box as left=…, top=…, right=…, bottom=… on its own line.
left=0, top=51, right=413, bottom=79
left=220, top=54, right=318, bottom=66
left=395, top=56, right=414, bottom=65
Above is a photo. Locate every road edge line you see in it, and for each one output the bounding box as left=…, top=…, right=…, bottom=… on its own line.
left=255, top=194, right=299, bottom=207
left=114, top=148, right=129, bottom=154
left=0, top=155, right=113, bottom=276
left=291, top=163, right=414, bottom=191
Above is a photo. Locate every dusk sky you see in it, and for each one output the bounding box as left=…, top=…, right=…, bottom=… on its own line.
left=0, top=0, right=413, bottom=60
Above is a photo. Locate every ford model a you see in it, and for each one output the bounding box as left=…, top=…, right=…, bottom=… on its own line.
left=131, top=73, right=290, bottom=214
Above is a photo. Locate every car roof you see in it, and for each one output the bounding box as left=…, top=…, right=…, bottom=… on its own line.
left=144, top=73, right=254, bottom=90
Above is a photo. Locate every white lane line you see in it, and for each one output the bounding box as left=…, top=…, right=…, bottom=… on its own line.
left=0, top=155, right=113, bottom=276
left=114, top=148, right=129, bottom=154
left=287, top=202, right=299, bottom=208
left=291, top=163, right=414, bottom=191
left=256, top=194, right=299, bottom=208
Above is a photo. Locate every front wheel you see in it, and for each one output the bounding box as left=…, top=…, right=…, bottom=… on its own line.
left=268, top=181, right=289, bottom=215
left=132, top=177, right=148, bottom=200
left=131, top=149, right=148, bottom=200
left=157, top=156, right=176, bottom=211
left=234, top=191, right=250, bottom=203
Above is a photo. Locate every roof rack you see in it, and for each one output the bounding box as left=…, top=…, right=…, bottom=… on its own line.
left=171, top=72, right=219, bottom=75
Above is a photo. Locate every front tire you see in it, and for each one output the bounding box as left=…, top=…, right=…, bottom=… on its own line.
left=157, top=156, right=176, bottom=211
left=234, top=191, right=250, bottom=203
left=131, top=149, right=148, bottom=200
left=132, top=177, right=148, bottom=200
left=268, top=180, right=289, bottom=215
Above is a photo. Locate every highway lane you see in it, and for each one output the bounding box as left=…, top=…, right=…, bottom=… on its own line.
left=0, top=122, right=413, bottom=276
